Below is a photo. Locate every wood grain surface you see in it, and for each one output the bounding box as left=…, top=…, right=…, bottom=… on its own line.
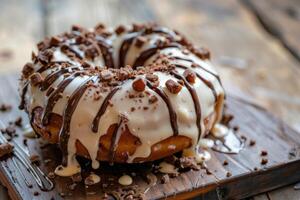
left=0, top=0, right=299, bottom=199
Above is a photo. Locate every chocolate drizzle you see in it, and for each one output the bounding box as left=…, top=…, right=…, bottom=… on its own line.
left=175, top=64, right=217, bottom=101
left=146, top=81, right=178, bottom=136
left=40, top=67, right=78, bottom=92
left=19, top=82, right=29, bottom=110
left=173, top=56, right=222, bottom=85
left=42, top=71, right=83, bottom=125
left=171, top=72, right=202, bottom=142
left=96, top=36, right=114, bottom=68
left=59, top=76, right=97, bottom=166
left=92, top=87, right=120, bottom=133
left=119, top=33, right=139, bottom=68
left=133, top=44, right=180, bottom=68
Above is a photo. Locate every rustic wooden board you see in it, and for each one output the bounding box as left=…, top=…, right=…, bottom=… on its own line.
left=0, top=73, right=299, bottom=200
left=1, top=0, right=300, bottom=199
left=242, top=0, right=300, bottom=62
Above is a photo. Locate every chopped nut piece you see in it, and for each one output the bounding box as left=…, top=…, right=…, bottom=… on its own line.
left=165, top=79, right=182, bottom=94
left=115, top=25, right=126, bottom=35
left=183, top=69, right=196, bottom=84
left=22, top=63, right=34, bottom=78
left=30, top=73, right=44, bottom=86
left=249, top=140, right=256, bottom=146
left=223, top=160, right=228, bottom=166
left=132, top=78, right=146, bottom=92
left=226, top=172, right=232, bottom=177
left=261, top=150, right=268, bottom=156
left=261, top=158, right=268, bottom=165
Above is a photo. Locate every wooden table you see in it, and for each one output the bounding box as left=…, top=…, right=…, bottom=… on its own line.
left=0, top=0, right=299, bottom=199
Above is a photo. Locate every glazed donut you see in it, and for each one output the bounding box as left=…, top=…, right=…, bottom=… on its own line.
left=19, top=23, right=225, bottom=176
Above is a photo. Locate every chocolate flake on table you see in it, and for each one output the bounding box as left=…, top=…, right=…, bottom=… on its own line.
left=1, top=124, right=16, bottom=137
left=0, top=104, right=12, bottom=112
left=226, top=172, right=232, bottom=177
left=261, top=158, right=268, bottom=165
left=0, top=142, right=14, bottom=158
left=261, top=150, right=268, bottom=156
left=223, top=160, right=228, bottom=166
left=14, top=117, right=23, bottom=127
left=249, top=139, right=256, bottom=146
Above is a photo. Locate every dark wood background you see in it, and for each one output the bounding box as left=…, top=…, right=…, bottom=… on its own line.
left=0, top=0, right=299, bottom=199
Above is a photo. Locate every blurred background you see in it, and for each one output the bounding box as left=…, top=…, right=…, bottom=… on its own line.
left=0, top=0, right=299, bottom=199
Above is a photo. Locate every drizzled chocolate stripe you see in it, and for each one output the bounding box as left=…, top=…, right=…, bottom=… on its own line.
left=59, top=76, right=97, bottom=166
left=40, top=67, right=78, bottom=91
left=175, top=64, right=217, bottom=101
left=96, top=36, right=114, bottom=68
left=119, top=28, right=178, bottom=69
left=146, top=81, right=178, bottom=136
left=171, top=71, right=202, bottom=142
left=108, top=116, right=125, bottom=164
left=66, top=45, right=84, bottom=59
left=173, top=56, right=222, bottom=84
left=119, top=33, right=139, bottom=68
left=42, top=71, right=83, bottom=125
left=92, top=87, right=120, bottom=133
left=19, top=82, right=29, bottom=110
left=133, top=44, right=180, bottom=68
left=37, top=61, right=73, bottom=74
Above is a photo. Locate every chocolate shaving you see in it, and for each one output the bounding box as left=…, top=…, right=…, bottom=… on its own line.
left=30, top=72, right=44, bottom=86
left=0, top=104, right=12, bottom=112
left=115, top=25, right=126, bottom=35
left=0, top=143, right=14, bottom=158
left=22, top=63, right=34, bottom=78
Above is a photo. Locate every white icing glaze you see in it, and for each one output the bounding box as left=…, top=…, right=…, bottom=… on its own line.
left=212, top=124, right=229, bottom=138
left=20, top=24, right=225, bottom=176
left=158, top=161, right=178, bottom=174
left=84, top=173, right=101, bottom=185
left=118, top=174, right=133, bottom=186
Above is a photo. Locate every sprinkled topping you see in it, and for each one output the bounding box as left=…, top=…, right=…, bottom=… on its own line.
left=100, top=69, right=113, bottom=81
left=22, top=63, right=34, bottom=78
left=183, top=69, right=196, bottom=84
left=132, top=78, right=146, bottom=92
left=29, top=73, right=44, bottom=86
left=50, top=36, right=62, bottom=46
left=165, top=79, right=182, bottom=94
left=115, top=25, right=126, bottom=35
